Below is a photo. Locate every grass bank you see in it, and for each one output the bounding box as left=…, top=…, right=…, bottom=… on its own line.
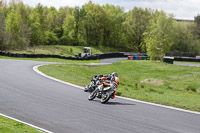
left=39, top=60, right=200, bottom=112
left=0, top=115, right=40, bottom=133
left=10, top=45, right=119, bottom=57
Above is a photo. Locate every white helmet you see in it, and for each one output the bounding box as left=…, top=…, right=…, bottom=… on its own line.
left=112, top=72, right=118, bottom=77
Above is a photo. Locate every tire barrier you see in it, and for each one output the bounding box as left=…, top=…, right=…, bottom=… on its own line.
left=127, top=55, right=200, bottom=62
left=128, top=56, right=133, bottom=60
left=164, top=56, right=200, bottom=64
left=133, top=56, right=138, bottom=60
left=127, top=55, right=148, bottom=60
left=163, top=57, right=174, bottom=64
left=0, top=51, right=127, bottom=60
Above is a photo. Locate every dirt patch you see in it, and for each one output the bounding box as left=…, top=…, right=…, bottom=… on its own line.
left=140, top=78, right=164, bottom=86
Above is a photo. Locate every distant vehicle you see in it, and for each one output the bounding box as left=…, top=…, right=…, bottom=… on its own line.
left=78, top=47, right=92, bottom=58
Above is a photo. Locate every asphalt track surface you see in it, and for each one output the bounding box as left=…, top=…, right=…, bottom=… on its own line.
left=0, top=59, right=200, bottom=133
left=100, top=57, right=127, bottom=63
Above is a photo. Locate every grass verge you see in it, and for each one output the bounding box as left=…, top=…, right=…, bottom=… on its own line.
left=39, top=60, right=200, bottom=112
left=0, top=115, right=41, bottom=133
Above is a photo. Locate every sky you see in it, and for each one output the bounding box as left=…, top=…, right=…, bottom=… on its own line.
left=15, top=0, right=200, bottom=20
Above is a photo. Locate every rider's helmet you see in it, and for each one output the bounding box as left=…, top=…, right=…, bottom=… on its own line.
left=112, top=72, right=118, bottom=77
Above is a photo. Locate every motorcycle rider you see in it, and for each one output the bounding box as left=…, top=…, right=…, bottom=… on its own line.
left=85, top=72, right=119, bottom=99
left=109, top=72, right=119, bottom=99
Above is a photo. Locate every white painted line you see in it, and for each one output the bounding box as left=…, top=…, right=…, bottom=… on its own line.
left=115, top=96, right=200, bottom=115
left=33, top=64, right=200, bottom=115
left=33, top=65, right=85, bottom=90
left=0, top=113, right=53, bottom=133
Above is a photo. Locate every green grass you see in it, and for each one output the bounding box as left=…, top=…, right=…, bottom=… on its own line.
left=0, top=115, right=40, bottom=133
left=0, top=56, right=99, bottom=63
left=39, top=60, right=200, bottom=112
left=10, top=45, right=119, bottom=57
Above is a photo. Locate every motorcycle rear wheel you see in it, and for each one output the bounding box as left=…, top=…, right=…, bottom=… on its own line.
left=100, top=92, right=110, bottom=104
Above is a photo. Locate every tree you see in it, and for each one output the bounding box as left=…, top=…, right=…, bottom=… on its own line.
left=57, top=6, right=73, bottom=27
left=124, top=7, right=152, bottom=52
left=73, top=7, right=80, bottom=44
left=0, top=5, right=6, bottom=50
left=192, top=14, right=200, bottom=40
left=187, top=18, right=200, bottom=55
left=15, top=2, right=30, bottom=49
left=171, top=22, right=193, bottom=53
left=62, top=6, right=81, bottom=45
left=58, top=6, right=74, bottom=45
left=29, top=11, right=42, bottom=48
left=62, top=14, right=76, bottom=45
left=1, top=0, right=200, bottom=56
left=29, top=3, right=46, bottom=49
left=81, top=1, right=107, bottom=46
left=144, top=11, right=175, bottom=60
left=44, top=31, right=58, bottom=45
left=4, top=9, right=21, bottom=50
left=102, top=4, right=126, bottom=49
left=45, top=7, right=58, bottom=31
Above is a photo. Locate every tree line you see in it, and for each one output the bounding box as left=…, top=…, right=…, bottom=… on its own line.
left=1, top=0, right=200, bottom=60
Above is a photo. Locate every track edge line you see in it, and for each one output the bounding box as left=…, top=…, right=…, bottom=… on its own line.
left=0, top=113, right=54, bottom=133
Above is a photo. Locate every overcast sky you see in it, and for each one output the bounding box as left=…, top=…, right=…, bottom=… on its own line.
left=16, top=0, right=200, bottom=20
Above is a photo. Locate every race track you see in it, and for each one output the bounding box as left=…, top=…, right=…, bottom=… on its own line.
left=0, top=59, right=200, bottom=133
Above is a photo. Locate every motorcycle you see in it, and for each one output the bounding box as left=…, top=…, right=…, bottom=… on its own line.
left=84, top=75, right=103, bottom=92
left=88, top=79, right=117, bottom=104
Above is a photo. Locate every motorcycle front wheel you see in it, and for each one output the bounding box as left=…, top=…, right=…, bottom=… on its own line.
left=88, top=90, right=97, bottom=101
left=100, top=92, right=110, bottom=104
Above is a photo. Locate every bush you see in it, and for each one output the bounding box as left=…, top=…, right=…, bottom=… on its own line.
left=70, top=48, right=73, bottom=53
left=185, top=86, right=197, bottom=92
left=147, top=88, right=164, bottom=94
left=44, top=31, right=58, bottom=45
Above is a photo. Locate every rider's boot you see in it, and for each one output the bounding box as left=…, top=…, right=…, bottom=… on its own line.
left=111, top=91, right=116, bottom=99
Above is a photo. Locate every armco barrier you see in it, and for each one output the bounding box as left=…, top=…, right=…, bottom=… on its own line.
left=174, top=57, right=200, bottom=62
